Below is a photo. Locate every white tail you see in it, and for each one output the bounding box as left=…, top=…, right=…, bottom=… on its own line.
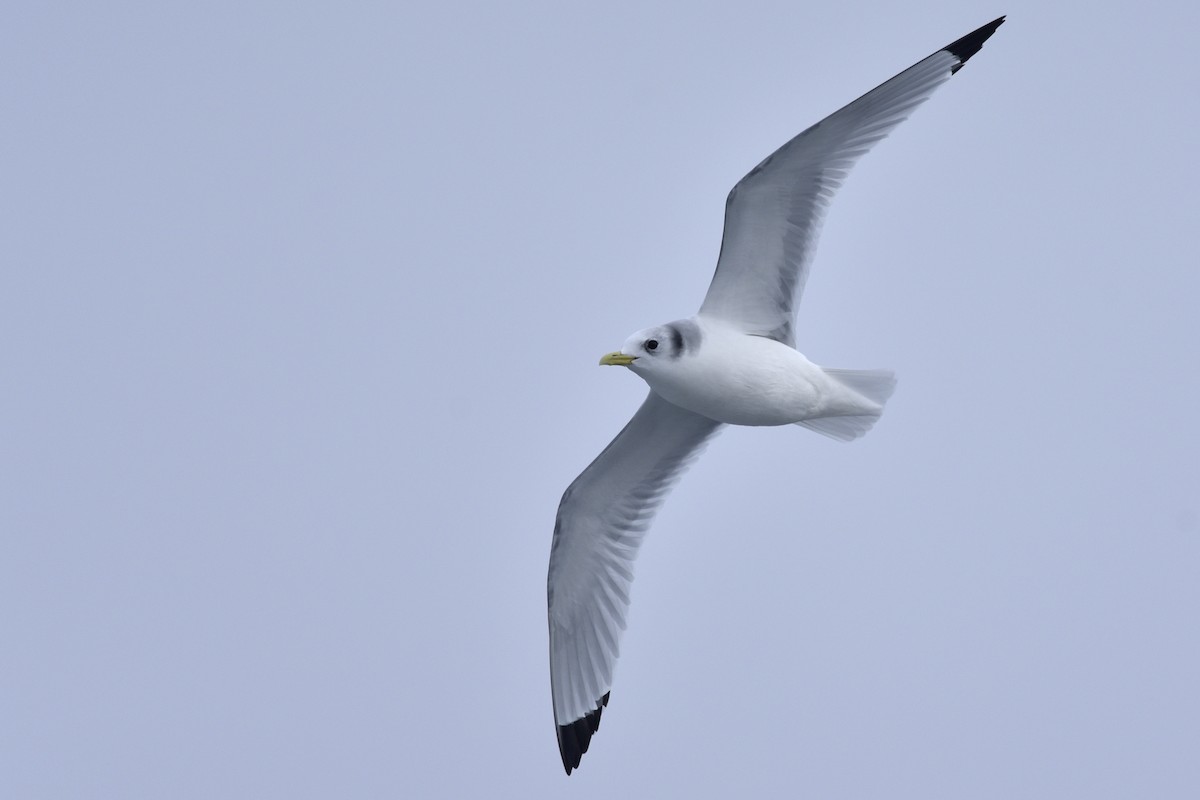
left=796, top=368, right=896, bottom=442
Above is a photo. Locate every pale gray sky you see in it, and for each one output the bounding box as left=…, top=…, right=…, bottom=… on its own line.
left=3, top=1, right=1197, bottom=797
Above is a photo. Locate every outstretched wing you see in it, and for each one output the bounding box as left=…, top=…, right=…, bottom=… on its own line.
left=698, top=16, right=1005, bottom=345
left=548, top=391, right=722, bottom=774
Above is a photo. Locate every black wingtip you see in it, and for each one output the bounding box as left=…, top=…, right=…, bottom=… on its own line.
left=557, top=692, right=611, bottom=775
left=945, top=16, right=1006, bottom=74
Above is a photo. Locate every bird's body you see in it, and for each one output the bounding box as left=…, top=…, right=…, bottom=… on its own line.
left=624, top=316, right=888, bottom=428
left=546, top=16, right=1006, bottom=774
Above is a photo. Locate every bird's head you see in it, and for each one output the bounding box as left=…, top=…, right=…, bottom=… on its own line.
left=599, top=319, right=701, bottom=375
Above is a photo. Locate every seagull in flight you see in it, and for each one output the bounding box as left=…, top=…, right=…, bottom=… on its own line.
left=547, top=16, right=1005, bottom=774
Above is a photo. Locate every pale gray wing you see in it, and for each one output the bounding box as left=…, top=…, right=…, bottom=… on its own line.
left=547, top=391, right=722, bottom=774
left=698, top=17, right=1005, bottom=345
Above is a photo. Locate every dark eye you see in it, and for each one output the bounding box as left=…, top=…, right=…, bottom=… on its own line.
left=645, top=339, right=659, bottom=351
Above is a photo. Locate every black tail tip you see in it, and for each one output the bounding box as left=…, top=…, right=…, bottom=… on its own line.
left=946, top=16, right=1006, bottom=74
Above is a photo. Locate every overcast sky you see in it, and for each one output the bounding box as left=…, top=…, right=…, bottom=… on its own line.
left=3, top=1, right=1198, bottom=797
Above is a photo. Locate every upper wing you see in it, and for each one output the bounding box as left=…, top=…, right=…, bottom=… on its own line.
left=698, top=16, right=1005, bottom=345
left=547, top=391, right=722, bottom=774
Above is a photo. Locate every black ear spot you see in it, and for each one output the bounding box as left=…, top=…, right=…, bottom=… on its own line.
left=645, top=339, right=659, bottom=351
left=667, top=325, right=683, bottom=353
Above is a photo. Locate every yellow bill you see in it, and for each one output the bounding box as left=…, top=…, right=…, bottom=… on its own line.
left=599, top=352, right=637, bottom=366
